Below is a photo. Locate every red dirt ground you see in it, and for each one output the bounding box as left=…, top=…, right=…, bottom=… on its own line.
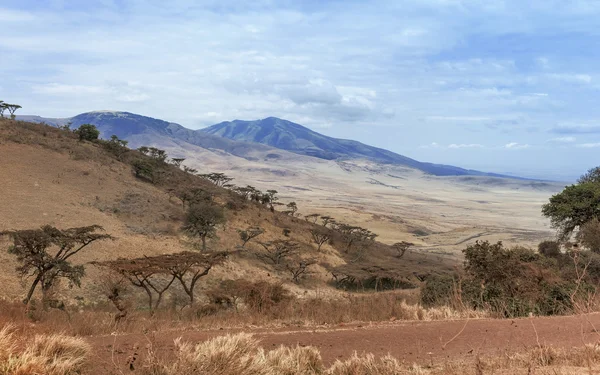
left=87, top=313, right=600, bottom=373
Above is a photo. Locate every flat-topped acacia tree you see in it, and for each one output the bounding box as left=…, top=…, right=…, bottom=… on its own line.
left=96, top=251, right=227, bottom=311
left=1, top=225, right=112, bottom=305
left=0, top=102, right=21, bottom=119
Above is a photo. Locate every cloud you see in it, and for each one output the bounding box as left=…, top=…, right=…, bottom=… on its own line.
left=547, top=73, right=593, bottom=84
left=551, top=124, right=600, bottom=134
left=547, top=136, right=576, bottom=143
left=0, top=8, right=37, bottom=22
left=576, top=143, right=600, bottom=148
left=31, top=83, right=107, bottom=95
left=448, top=143, right=484, bottom=149
left=504, top=142, right=530, bottom=149
left=425, top=116, right=491, bottom=122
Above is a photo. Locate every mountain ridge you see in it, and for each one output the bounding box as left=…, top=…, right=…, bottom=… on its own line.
left=19, top=111, right=517, bottom=178
left=202, top=117, right=515, bottom=178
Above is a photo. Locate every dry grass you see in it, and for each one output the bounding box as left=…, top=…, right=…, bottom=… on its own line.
left=0, top=292, right=487, bottom=339
left=0, top=324, right=90, bottom=375
left=137, top=332, right=600, bottom=375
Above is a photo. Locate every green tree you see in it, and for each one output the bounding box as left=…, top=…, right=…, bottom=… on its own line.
left=578, top=167, right=600, bottom=184
left=579, top=218, right=600, bottom=254
left=75, top=124, right=100, bottom=142
left=182, top=202, right=226, bottom=251
left=542, top=182, right=600, bottom=241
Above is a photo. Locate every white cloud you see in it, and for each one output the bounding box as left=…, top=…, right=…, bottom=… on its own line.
left=504, top=142, right=530, bottom=149
left=425, top=116, right=491, bottom=122
left=551, top=124, right=600, bottom=134
left=419, top=142, right=440, bottom=149
left=31, top=83, right=107, bottom=95
left=0, top=8, right=37, bottom=22
left=576, top=143, right=600, bottom=148
left=448, top=143, right=484, bottom=149
left=548, top=136, right=576, bottom=143
left=547, top=73, right=593, bottom=84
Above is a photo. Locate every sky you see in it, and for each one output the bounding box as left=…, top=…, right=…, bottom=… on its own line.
left=1, top=0, right=599, bottom=180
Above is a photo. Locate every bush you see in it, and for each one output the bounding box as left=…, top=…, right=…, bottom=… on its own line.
left=132, top=159, right=155, bottom=182
left=420, top=274, right=455, bottom=308
left=538, top=240, right=561, bottom=258
left=207, top=280, right=292, bottom=314
left=74, top=124, right=100, bottom=142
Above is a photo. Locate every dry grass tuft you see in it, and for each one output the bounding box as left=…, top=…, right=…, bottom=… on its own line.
left=262, top=345, right=324, bottom=374
left=168, top=333, right=266, bottom=375
left=0, top=324, right=90, bottom=375
left=328, top=353, right=403, bottom=375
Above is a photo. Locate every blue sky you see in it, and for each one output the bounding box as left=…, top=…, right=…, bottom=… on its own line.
left=1, top=0, right=599, bottom=180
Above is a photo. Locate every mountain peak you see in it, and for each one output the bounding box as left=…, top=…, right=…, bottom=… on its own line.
left=203, top=117, right=514, bottom=178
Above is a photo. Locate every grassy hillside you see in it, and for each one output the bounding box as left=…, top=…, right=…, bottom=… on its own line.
left=0, top=118, right=452, bottom=307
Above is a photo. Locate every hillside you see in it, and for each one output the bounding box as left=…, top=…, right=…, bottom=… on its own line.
left=15, top=111, right=560, bottom=255
left=0, top=118, right=450, bottom=303
left=203, top=117, right=514, bottom=177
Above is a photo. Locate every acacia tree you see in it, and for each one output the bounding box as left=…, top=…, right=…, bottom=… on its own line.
left=542, top=169, right=600, bottom=241
left=261, top=190, right=279, bottom=210
left=97, top=252, right=226, bottom=310
left=286, top=258, right=317, bottom=284
left=175, top=187, right=212, bottom=209
left=170, top=158, right=186, bottom=168
left=182, top=202, right=226, bottom=251
left=285, top=202, right=298, bottom=216
left=0, top=102, right=21, bottom=119
left=162, top=252, right=227, bottom=304
left=237, top=226, right=265, bottom=247
left=304, top=213, right=320, bottom=224
left=320, top=216, right=335, bottom=228
left=257, top=240, right=299, bottom=265
left=95, top=258, right=174, bottom=314
left=183, top=166, right=198, bottom=174
left=392, top=241, right=413, bottom=258
left=310, top=228, right=330, bottom=251
left=335, top=223, right=377, bottom=253
left=199, top=172, right=233, bottom=187
left=2, top=225, right=112, bottom=305
left=6, top=104, right=22, bottom=119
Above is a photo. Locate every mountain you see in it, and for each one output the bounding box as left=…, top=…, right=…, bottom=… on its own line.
left=19, top=111, right=279, bottom=159
left=20, top=111, right=513, bottom=177
left=203, top=117, right=511, bottom=177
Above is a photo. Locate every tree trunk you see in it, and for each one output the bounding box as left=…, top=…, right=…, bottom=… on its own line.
left=23, top=273, right=43, bottom=305
left=201, top=235, right=207, bottom=252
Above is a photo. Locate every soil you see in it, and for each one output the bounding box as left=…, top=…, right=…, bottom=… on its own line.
left=86, top=313, right=600, bottom=373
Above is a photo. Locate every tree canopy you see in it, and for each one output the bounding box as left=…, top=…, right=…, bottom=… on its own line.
left=2, top=225, right=112, bottom=305
left=75, top=124, right=100, bottom=142
left=542, top=181, right=600, bottom=241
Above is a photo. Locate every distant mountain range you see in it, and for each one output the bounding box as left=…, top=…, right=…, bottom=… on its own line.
left=18, top=111, right=515, bottom=178
left=203, top=117, right=513, bottom=177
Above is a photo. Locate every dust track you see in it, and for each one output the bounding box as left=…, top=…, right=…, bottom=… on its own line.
left=86, top=313, right=600, bottom=373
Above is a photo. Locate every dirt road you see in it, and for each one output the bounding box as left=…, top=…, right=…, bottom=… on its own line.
left=86, top=313, right=600, bottom=373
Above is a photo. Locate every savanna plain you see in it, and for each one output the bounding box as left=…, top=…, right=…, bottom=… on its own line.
left=2, top=118, right=600, bottom=375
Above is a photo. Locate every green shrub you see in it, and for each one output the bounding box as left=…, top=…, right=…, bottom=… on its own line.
left=75, top=124, right=100, bottom=142
left=420, top=274, right=455, bottom=307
